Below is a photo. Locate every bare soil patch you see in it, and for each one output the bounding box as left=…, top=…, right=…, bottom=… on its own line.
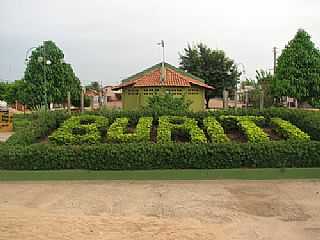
left=0, top=181, right=320, bottom=240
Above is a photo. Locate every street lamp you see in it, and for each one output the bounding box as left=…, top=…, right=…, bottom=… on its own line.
left=25, top=45, right=64, bottom=110
left=25, top=46, right=49, bottom=109
left=234, top=63, right=246, bottom=109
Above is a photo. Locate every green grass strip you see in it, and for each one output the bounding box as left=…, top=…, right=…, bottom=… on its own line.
left=0, top=168, right=320, bottom=181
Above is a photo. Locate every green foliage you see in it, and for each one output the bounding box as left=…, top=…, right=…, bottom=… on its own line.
left=1, top=141, right=320, bottom=170
left=220, top=116, right=269, bottom=143
left=6, top=107, right=320, bottom=146
left=247, top=70, right=275, bottom=108
left=86, top=81, right=100, bottom=91
left=49, top=115, right=108, bottom=145
left=271, top=117, right=310, bottom=141
left=107, top=117, right=153, bottom=143
left=309, top=98, right=320, bottom=109
left=24, top=40, right=81, bottom=107
left=0, top=82, right=6, bottom=100
left=3, top=108, right=320, bottom=171
left=157, top=116, right=207, bottom=143
left=71, top=95, right=91, bottom=108
left=259, top=108, right=320, bottom=141
left=6, top=110, right=68, bottom=145
left=13, top=117, right=31, bottom=131
left=203, top=117, right=229, bottom=143
left=144, top=93, right=191, bottom=113
left=272, top=29, right=320, bottom=102
left=0, top=80, right=28, bottom=105
left=179, top=43, right=241, bottom=107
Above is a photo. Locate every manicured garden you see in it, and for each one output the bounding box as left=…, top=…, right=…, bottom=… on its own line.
left=48, top=113, right=310, bottom=145
left=1, top=108, right=320, bottom=170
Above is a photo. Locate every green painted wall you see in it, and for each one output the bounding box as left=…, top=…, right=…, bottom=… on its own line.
left=122, top=86, right=205, bottom=111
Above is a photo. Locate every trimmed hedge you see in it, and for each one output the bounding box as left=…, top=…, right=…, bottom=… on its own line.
left=270, top=117, right=310, bottom=141
left=220, top=116, right=269, bottom=143
left=6, top=110, right=68, bottom=145
left=8, top=108, right=319, bottom=145
left=203, top=117, right=229, bottom=143
left=1, top=141, right=320, bottom=170
left=3, top=108, right=320, bottom=170
left=157, top=116, right=207, bottom=143
left=107, top=117, right=153, bottom=143
left=49, top=115, right=109, bottom=145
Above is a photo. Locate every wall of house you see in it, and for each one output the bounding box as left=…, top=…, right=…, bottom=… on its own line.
left=122, top=86, right=205, bottom=111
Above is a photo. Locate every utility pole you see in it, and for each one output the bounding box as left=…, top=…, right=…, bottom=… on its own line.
left=158, top=40, right=165, bottom=83
left=67, top=91, right=71, bottom=114
left=99, top=80, right=103, bottom=107
left=259, top=85, right=264, bottom=111
left=42, top=45, right=48, bottom=110
left=273, top=47, right=277, bottom=74
left=80, top=87, right=85, bottom=113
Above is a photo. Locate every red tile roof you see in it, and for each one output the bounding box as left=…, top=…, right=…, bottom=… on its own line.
left=113, top=63, right=214, bottom=90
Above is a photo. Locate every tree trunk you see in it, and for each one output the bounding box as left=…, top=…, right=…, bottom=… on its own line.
left=205, top=96, right=210, bottom=109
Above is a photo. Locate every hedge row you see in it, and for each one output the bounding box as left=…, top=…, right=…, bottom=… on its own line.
left=203, top=117, right=229, bottom=143
left=6, top=111, right=68, bottom=145
left=220, top=116, right=269, bottom=143
left=107, top=117, right=153, bottom=143
left=93, top=107, right=320, bottom=140
left=157, top=116, right=207, bottom=143
left=1, top=141, right=320, bottom=170
left=49, top=115, right=109, bottom=145
left=7, top=108, right=320, bottom=146
left=270, top=117, right=310, bottom=141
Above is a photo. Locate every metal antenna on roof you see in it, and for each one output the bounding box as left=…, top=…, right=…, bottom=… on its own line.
left=157, top=40, right=165, bottom=83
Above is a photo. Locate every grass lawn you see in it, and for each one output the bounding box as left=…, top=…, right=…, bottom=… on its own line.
left=0, top=168, right=320, bottom=181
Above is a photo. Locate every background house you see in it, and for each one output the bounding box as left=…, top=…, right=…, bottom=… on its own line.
left=113, top=62, right=214, bottom=111
left=103, top=86, right=122, bottom=109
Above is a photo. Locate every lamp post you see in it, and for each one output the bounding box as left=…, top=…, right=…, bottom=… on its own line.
left=235, top=63, right=246, bottom=109
left=25, top=45, right=50, bottom=109
left=25, top=44, right=64, bottom=110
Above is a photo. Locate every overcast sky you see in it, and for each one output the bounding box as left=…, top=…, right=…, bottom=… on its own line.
left=1, top=0, right=319, bottom=85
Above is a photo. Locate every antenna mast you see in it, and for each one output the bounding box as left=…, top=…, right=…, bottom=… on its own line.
left=158, top=40, right=165, bottom=83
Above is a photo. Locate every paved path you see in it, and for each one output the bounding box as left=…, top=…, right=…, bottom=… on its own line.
left=0, top=132, right=13, bottom=142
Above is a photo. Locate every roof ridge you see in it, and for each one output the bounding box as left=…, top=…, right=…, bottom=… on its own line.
left=121, top=63, right=162, bottom=83
left=121, top=62, right=206, bottom=84
left=164, top=63, right=205, bottom=83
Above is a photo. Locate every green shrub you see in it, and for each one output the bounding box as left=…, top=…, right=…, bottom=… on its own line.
left=49, top=115, right=109, bottom=145
left=144, top=93, right=192, bottom=113
left=13, top=117, right=31, bottom=131
left=1, top=141, right=320, bottom=170
left=107, top=117, right=153, bottom=143
left=270, top=117, right=310, bottom=141
left=157, top=116, right=207, bottom=143
left=6, top=107, right=320, bottom=146
left=203, top=117, right=229, bottom=143
left=6, top=110, right=68, bottom=145
left=220, top=116, right=269, bottom=143
left=262, top=108, right=320, bottom=141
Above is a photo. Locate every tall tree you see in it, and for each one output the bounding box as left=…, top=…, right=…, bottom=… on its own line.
left=24, top=40, right=81, bottom=108
left=86, top=81, right=100, bottom=91
left=179, top=43, right=241, bottom=108
left=245, top=70, right=274, bottom=108
left=272, top=29, right=320, bottom=103
left=1, top=80, right=27, bottom=105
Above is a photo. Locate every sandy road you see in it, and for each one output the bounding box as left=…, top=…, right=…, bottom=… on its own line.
left=0, top=180, right=320, bottom=240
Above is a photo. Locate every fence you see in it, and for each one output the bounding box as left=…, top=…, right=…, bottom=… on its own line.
left=0, top=111, right=13, bottom=132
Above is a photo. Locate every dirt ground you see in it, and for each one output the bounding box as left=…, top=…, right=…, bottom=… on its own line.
left=0, top=180, right=320, bottom=240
